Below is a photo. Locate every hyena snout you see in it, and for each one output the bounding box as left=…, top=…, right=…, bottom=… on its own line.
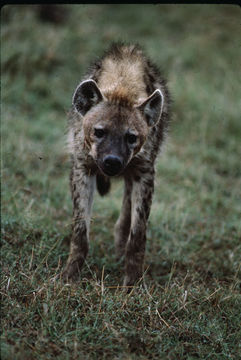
left=102, top=154, right=124, bottom=176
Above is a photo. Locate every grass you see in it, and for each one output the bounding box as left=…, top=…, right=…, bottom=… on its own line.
left=1, top=4, right=241, bottom=359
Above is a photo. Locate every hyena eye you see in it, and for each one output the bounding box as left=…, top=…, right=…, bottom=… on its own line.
left=94, top=128, right=106, bottom=138
left=126, top=133, right=137, bottom=144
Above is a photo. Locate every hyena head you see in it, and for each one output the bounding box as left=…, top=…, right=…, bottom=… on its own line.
left=73, top=80, right=164, bottom=176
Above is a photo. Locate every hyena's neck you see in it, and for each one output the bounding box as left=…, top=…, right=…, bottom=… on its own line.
left=96, top=46, right=148, bottom=106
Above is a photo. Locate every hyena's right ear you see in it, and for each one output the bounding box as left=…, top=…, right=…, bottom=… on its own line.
left=73, top=79, right=104, bottom=116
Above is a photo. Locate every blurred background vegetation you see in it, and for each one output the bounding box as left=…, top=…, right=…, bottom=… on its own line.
left=1, top=5, right=241, bottom=359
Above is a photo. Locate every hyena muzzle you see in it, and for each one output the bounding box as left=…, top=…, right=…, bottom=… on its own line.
left=62, top=43, right=170, bottom=287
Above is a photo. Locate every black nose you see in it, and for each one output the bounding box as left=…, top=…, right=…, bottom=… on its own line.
left=103, top=155, right=123, bottom=176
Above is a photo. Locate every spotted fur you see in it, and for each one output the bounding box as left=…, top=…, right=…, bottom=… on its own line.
left=62, top=42, right=171, bottom=288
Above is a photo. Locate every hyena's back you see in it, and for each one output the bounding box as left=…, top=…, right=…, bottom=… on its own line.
left=86, top=43, right=169, bottom=110
left=97, top=44, right=147, bottom=105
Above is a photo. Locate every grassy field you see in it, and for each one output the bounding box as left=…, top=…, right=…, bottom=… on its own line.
left=1, top=4, right=241, bottom=359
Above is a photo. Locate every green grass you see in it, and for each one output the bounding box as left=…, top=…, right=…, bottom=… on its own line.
left=1, top=4, right=241, bottom=359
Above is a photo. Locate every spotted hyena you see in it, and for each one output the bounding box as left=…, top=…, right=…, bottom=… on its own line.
left=62, top=43, right=170, bottom=287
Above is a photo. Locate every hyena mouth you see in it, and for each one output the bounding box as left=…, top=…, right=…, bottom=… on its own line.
left=100, top=155, right=124, bottom=177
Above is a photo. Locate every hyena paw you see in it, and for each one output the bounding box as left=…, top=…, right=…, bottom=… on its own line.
left=123, top=273, right=141, bottom=292
left=61, top=257, right=85, bottom=282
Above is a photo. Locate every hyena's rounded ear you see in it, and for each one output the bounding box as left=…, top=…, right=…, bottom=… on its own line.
left=73, top=79, right=104, bottom=116
left=136, top=89, right=164, bottom=127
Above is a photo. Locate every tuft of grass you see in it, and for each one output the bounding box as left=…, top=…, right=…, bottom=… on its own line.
left=1, top=4, right=241, bottom=359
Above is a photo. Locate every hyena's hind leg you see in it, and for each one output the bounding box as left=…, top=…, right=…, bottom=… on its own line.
left=114, top=177, right=133, bottom=259
left=62, top=169, right=95, bottom=282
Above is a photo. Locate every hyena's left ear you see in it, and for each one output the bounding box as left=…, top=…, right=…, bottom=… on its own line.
left=136, top=89, right=164, bottom=127
left=73, top=79, right=104, bottom=116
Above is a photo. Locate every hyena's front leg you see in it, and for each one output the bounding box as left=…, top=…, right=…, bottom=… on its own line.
left=62, top=168, right=95, bottom=281
left=114, top=177, right=132, bottom=259
left=124, top=171, right=154, bottom=288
